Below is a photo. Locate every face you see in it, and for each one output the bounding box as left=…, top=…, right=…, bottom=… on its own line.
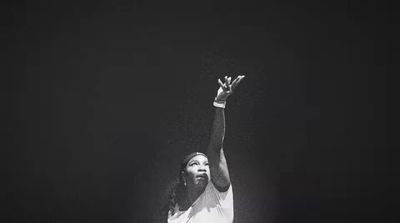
left=183, top=155, right=210, bottom=189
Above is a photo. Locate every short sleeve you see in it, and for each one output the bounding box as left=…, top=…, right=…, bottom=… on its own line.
left=168, top=182, right=234, bottom=223
left=206, top=182, right=234, bottom=222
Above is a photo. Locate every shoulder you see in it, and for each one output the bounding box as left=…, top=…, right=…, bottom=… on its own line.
left=206, top=181, right=234, bottom=222
left=206, top=181, right=233, bottom=201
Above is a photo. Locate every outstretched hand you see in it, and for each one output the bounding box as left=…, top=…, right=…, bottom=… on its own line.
left=215, top=75, right=245, bottom=103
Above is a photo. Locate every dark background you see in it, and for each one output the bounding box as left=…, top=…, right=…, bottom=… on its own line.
left=3, top=0, right=397, bottom=222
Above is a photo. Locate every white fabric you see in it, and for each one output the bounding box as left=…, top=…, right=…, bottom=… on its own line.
left=213, top=101, right=226, bottom=108
left=168, top=182, right=233, bottom=223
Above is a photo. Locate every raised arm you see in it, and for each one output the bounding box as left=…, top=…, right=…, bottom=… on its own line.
left=207, top=75, right=245, bottom=191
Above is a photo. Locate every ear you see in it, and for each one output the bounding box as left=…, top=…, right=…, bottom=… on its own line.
left=180, top=171, right=187, bottom=186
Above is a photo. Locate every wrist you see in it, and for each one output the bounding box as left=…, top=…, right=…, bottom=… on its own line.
left=213, top=100, right=226, bottom=109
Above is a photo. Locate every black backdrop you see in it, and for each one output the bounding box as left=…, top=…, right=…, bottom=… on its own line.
left=3, top=0, right=396, bottom=222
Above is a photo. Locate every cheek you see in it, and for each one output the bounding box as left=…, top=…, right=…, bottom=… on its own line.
left=185, top=168, right=196, bottom=178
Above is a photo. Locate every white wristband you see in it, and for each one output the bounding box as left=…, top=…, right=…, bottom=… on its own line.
left=213, top=101, right=226, bottom=109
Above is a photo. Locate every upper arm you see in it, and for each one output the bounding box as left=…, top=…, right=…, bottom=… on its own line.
left=209, top=148, right=231, bottom=192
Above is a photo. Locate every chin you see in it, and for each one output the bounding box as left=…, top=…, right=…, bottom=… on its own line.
left=197, top=180, right=208, bottom=188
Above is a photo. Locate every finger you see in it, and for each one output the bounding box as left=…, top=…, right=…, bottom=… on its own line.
left=231, top=76, right=241, bottom=86
left=231, top=75, right=245, bottom=89
left=224, top=76, right=231, bottom=90
left=228, top=76, right=232, bottom=85
left=218, top=79, right=225, bottom=88
left=235, top=75, right=244, bottom=85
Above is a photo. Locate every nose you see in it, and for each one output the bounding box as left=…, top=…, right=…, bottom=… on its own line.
left=198, top=165, right=207, bottom=172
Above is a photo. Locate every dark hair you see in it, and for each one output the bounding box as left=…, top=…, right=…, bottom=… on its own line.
left=165, top=172, right=186, bottom=216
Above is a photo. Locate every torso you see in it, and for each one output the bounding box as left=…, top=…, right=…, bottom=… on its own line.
left=167, top=182, right=233, bottom=223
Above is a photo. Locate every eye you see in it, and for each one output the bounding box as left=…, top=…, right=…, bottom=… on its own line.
left=204, top=162, right=209, bottom=166
left=189, top=162, right=198, bottom=166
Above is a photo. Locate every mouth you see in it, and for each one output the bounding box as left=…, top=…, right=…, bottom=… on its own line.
left=196, top=173, right=208, bottom=180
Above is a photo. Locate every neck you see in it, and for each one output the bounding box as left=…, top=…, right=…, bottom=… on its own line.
left=179, top=185, right=206, bottom=211
left=187, top=185, right=205, bottom=203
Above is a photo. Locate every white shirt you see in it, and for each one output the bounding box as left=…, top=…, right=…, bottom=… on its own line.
left=168, top=182, right=233, bottom=223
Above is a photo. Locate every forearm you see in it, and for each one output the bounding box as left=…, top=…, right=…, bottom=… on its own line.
left=207, top=107, right=225, bottom=153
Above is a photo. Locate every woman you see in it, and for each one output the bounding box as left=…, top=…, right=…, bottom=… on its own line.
left=165, top=75, right=245, bottom=223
